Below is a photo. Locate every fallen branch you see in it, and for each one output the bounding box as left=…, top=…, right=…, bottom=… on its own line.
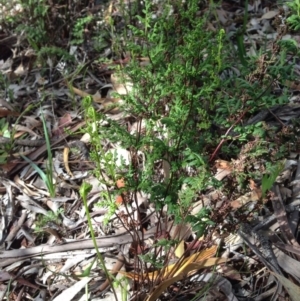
left=0, top=228, right=156, bottom=267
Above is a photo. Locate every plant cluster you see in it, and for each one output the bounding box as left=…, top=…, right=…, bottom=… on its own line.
left=84, top=0, right=298, bottom=237
left=1, top=0, right=300, bottom=299
left=84, top=0, right=226, bottom=237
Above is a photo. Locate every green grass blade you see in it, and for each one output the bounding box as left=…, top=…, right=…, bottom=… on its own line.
left=40, top=112, right=52, bottom=163
left=20, top=154, right=49, bottom=184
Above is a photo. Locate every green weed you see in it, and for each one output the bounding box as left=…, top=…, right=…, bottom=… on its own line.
left=72, top=15, right=94, bottom=45
left=262, top=161, right=285, bottom=198
left=79, top=182, right=118, bottom=299
left=35, top=208, right=64, bottom=232
left=286, top=0, right=300, bottom=30
left=20, top=111, right=56, bottom=197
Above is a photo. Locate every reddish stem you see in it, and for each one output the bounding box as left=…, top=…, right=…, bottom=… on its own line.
left=209, top=108, right=250, bottom=162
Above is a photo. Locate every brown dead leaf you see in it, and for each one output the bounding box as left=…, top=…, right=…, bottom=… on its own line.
left=14, top=125, right=42, bottom=138
left=70, top=85, right=121, bottom=114
left=70, top=85, right=103, bottom=102
left=0, top=161, right=19, bottom=174
left=0, top=108, right=19, bottom=117
left=53, top=113, right=73, bottom=136
left=230, top=191, right=260, bottom=209
left=219, top=265, right=242, bottom=281
left=284, top=80, right=300, bottom=91
left=249, top=179, right=257, bottom=190
left=249, top=179, right=262, bottom=199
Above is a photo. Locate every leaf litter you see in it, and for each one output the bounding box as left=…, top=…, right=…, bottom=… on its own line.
left=1, top=0, right=300, bottom=300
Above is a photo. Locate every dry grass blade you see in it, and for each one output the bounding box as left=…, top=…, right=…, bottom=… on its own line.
left=120, top=245, right=219, bottom=282
left=146, top=257, right=227, bottom=301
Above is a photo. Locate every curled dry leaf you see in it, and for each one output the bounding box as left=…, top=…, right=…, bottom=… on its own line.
left=70, top=85, right=101, bottom=102
left=63, top=147, right=73, bottom=177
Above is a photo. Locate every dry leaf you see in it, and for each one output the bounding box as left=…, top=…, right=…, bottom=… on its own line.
left=0, top=108, right=19, bottom=117
left=275, top=248, right=300, bottom=279
left=53, top=113, right=73, bottom=136
left=14, top=125, right=42, bottom=138
left=174, top=240, right=185, bottom=258
left=285, top=80, right=300, bottom=91
left=219, top=265, right=242, bottom=281
left=276, top=169, right=292, bottom=183
left=169, top=222, right=192, bottom=241
left=258, top=10, right=279, bottom=20
left=214, top=160, right=232, bottom=181
left=230, top=191, right=259, bottom=209
left=214, top=169, right=231, bottom=181
left=271, top=272, right=300, bottom=301
left=111, top=73, right=133, bottom=95
left=52, top=277, right=92, bottom=301
left=70, top=85, right=102, bottom=102
left=215, top=160, right=232, bottom=171
left=249, top=179, right=257, bottom=190
left=249, top=179, right=262, bottom=199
